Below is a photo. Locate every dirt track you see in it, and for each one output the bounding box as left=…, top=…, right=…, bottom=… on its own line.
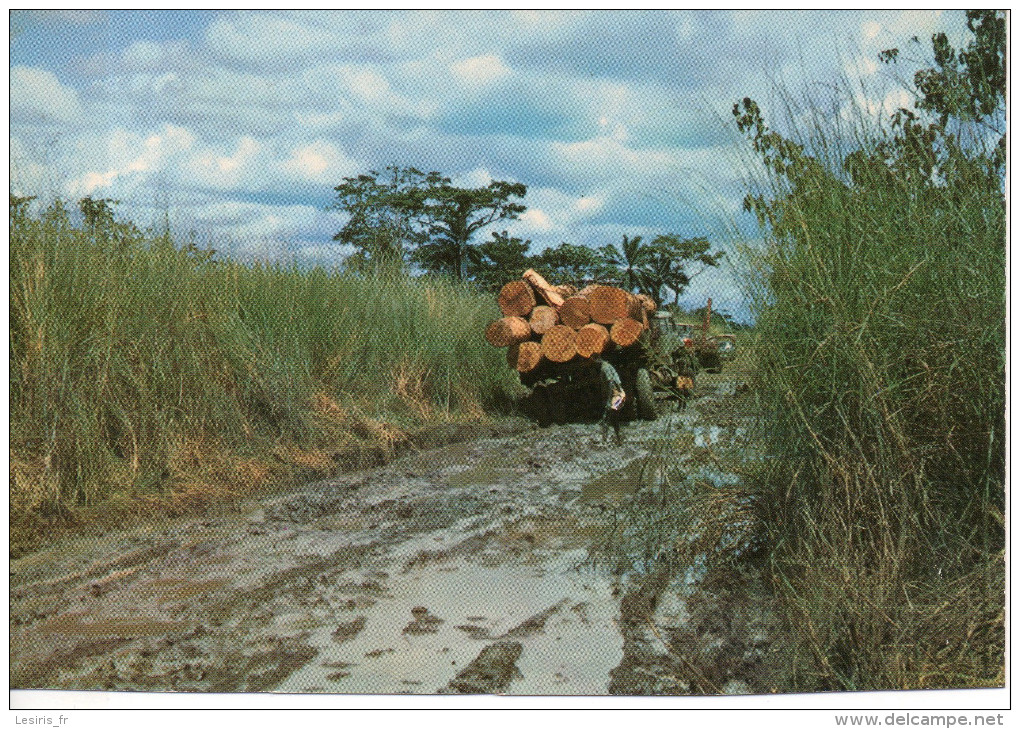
left=10, top=376, right=775, bottom=695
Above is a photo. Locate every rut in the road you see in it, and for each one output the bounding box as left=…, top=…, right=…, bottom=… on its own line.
left=11, top=381, right=774, bottom=695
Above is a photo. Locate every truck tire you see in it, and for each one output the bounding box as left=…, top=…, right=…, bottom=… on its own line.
left=715, top=337, right=736, bottom=357
left=698, top=351, right=723, bottom=374
left=549, top=387, right=568, bottom=425
left=533, top=386, right=552, bottom=427
left=635, top=368, right=658, bottom=421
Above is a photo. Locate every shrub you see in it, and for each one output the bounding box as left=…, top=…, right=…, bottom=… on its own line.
left=734, top=12, right=1005, bottom=690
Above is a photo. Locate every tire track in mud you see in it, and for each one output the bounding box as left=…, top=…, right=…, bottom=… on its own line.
left=11, top=380, right=773, bottom=695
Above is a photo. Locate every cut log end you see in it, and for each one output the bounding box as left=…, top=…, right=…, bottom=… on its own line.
left=529, top=305, right=560, bottom=335
left=588, top=285, right=632, bottom=325
left=485, top=316, right=532, bottom=348
left=559, top=295, right=592, bottom=329
left=541, top=324, right=578, bottom=363
left=508, top=341, right=543, bottom=373
left=497, top=280, right=536, bottom=318
left=609, top=317, right=645, bottom=348
left=576, top=323, right=610, bottom=358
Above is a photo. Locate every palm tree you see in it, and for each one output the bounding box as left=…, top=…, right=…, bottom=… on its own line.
left=646, top=234, right=724, bottom=307
left=598, top=234, right=651, bottom=292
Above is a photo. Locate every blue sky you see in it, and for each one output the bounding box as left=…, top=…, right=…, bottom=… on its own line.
left=9, top=10, right=971, bottom=316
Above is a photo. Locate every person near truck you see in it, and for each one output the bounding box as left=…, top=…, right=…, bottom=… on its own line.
left=598, top=359, right=626, bottom=444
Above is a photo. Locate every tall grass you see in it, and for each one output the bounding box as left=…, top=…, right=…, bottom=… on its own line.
left=737, top=70, right=1005, bottom=689
left=9, top=199, right=517, bottom=529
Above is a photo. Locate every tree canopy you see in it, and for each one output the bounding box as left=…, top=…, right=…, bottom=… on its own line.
left=599, top=232, right=723, bottom=305
left=329, top=166, right=723, bottom=309
left=330, top=165, right=526, bottom=279
left=329, top=166, right=437, bottom=274
left=467, top=230, right=534, bottom=292
left=533, top=242, right=617, bottom=285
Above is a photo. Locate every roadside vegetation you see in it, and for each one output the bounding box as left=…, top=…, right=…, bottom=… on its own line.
left=9, top=197, right=522, bottom=554
left=735, top=11, right=1005, bottom=691
left=10, top=160, right=727, bottom=556
left=9, top=12, right=1002, bottom=697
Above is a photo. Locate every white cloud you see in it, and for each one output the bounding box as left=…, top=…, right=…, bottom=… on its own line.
left=204, top=12, right=338, bottom=66
left=451, top=54, right=511, bottom=86
left=846, top=56, right=879, bottom=78
left=502, top=186, right=608, bottom=242
left=9, top=9, right=981, bottom=274
left=10, top=66, right=83, bottom=124
left=526, top=186, right=605, bottom=224
left=66, top=124, right=196, bottom=197
left=280, top=141, right=358, bottom=183
left=575, top=195, right=604, bottom=213
left=551, top=137, right=679, bottom=183
left=301, top=63, right=429, bottom=123
left=508, top=10, right=586, bottom=39
left=9, top=135, right=53, bottom=195
left=339, top=67, right=391, bottom=102
left=517, top=208, right=553, bottom=233
left=188, top=136, right=261, bottom=188
left=452, top=167, right=494, bottom=188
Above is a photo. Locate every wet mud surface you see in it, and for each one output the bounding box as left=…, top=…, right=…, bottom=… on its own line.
left=11, top=376, right=776, bottom=695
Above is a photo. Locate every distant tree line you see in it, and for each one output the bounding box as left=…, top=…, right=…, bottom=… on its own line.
left=330, top=164, right=723, bottom=307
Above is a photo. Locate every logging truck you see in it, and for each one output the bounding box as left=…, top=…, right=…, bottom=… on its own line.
left=485, top=270, right=702, bottom=427
left=667, top=298, right=737, bottom=374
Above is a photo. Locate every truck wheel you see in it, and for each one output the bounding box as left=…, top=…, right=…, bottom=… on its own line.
left=635, top=368, right=658, bottom=421
left=533, top=387, right=552, bottom=427
left=549, top=389, right=568, bottom=425
left=698, top=352, right=723, bottom=374
left=715, top=337, right=736, bottom=357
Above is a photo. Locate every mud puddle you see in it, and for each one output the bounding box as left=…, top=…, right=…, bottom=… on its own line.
left=11, top=378, right=771, bottom=695
left=279, top=550, right=620, bottom=694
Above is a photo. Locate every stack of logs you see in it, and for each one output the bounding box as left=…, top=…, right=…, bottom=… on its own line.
left=485, top=269, right=656, bottom=373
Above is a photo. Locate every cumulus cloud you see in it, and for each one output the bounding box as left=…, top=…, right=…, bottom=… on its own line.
left=517, top=208, right=553, bottom=234
left=66, top=125, right=196, bottom=197
left=280, top=141, right=359, bottom=183
left=204, top=12, right=340, bottom=68
left=451, top=167, right=495, bottom=188
left=8, top=9, right=975, bottom=265
left=551, top=137, right=680, bottom=183
left=189, top=136, right=260, bottom=187
left=10, top=66, right=83, bottom=124
left=451, top=54, right=511, bottom=86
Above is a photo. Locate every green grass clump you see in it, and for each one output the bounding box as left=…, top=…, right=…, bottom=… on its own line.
left=9, top=198, right=517, bottom=538
left=734, top=55, right=1005, bottom=690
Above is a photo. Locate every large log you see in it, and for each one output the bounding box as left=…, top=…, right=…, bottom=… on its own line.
left=554, top=284, right=577, bottom=298
left=576, top=323, right=610, bottom=358
left=522, top=269, right=566, bottom=308
left=485, top=316, right=532, bottom=347
left=541, top=324, right=578, bottom=363
left=635, top=293, right=656, bottom=313
left=529, top=305, right=559, bottom=335
left=627, top=294, right=645, bottom=321
left=507, top=341, right=543, bottom=373
left=558, top=295, right=592, bottom=329
left=588, top=285, right=632, bottom=324
left=609, top=317, right=644, bottom=347
left=497, top=280, right=536, bottom=317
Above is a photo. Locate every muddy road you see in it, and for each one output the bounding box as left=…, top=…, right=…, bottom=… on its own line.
left=11, top=376, right=776, bottom=695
